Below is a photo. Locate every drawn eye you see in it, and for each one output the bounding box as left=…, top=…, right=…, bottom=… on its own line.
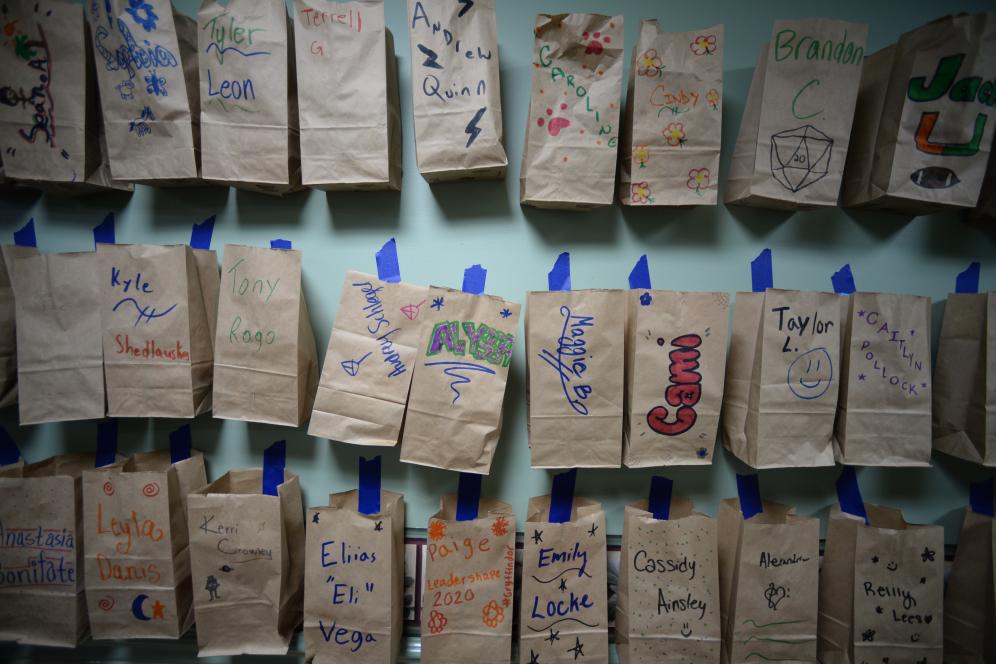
left=910, top=166, right=960, bottom=189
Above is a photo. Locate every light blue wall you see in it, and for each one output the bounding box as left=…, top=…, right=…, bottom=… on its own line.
left=1, top=0, right=994, bottom=545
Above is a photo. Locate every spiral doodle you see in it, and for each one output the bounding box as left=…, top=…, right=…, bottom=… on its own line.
left=98, top=596, right=115, bottom=611
left=103, top=481, right=114, bottom=496
left=142, top=482, right=160, bottom=498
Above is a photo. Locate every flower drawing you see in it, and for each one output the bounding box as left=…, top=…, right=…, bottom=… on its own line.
left=690, top=34, right=718, bottom=56
left=634, top=145, right=650, bottom=168
left=427, top=610, right=448, bottom=634
left=663, top=122, right=686, bottom=147
left=687, top=168, right=711, bottom=195
left=491, top=516, right=509, bottom=537
left=482, top=600, right=505, bottom=628
left=126, top=0, right=158, bottom=32
left=427, top=519, right=446, bottom=541
left=637, top=48, right=663, bottom=77
left=631, top=182, right=653, bottom=205
left=706, top=88, right=720, bottom=110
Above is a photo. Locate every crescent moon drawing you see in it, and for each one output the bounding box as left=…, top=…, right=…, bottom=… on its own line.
left=131, top=594, right=151, bottom=621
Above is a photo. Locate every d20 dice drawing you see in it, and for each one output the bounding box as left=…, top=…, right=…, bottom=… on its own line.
left=770, top=125, right=833, bottom=193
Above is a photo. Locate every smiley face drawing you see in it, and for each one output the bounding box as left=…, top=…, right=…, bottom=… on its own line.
left=786, top=347, right=833, bottom=400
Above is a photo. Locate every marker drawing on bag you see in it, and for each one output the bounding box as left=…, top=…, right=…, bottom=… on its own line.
left=225, top=257, right=279, bottom=351
left=646, top=334, right=703, bottom=435
left=854, top=309, right=927, bottom=397
left=0, top=521, right=77, bottom=587
left=537, top=306, right=594, bottom=415
left=350, top=281, right=408, bottom=378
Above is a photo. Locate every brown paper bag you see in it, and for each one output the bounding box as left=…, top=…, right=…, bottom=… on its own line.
left=519, top=495, right=608, bottom=664
left=619, top=21, right=724, bottom=207
left=198, top=0, right=301, bottom=194
left=973, top=149, right=996, bottom=219
left=933, top=292, right=996, bottom=466
left=520, top=13, right=624, bottom=209
left=303, top=489, right=405, bottom=664
left=12, top=250, right=105, bottom=424
left=843, top=13, right=996, bottom=213
left=726, top=19, right=868, bottom=209
left=81, top=449, right=206, bottom=639
left=526, top=289, right=624, bottom=468
left=818, top=504, right=944, bottom=664
left=615, top=498, right=721, bottom=662
left=0, top=244, right=38, bottom=407
left=721, top=289, right=840, bottom=468
left=421, top=495, right=515, bottom=663
left=293, top=0, right=401, bottom=190
left=717, top=498, right=819, bottom=664
left=88, top=0, right=199, bottom=183
left=213, top=244, right=318, bottom=427
left=309, top=271, right=428, bottom=446
left=98, top=243, right=215, bottom=418
left=0, top=453, right=104, bottom=647
left=399, top=285, right=520, bottom=474
left=187, top=468, right=305, bottom=656
left=624, top=290, right=729, bottom=467
left=407, top=0, right=506, bottom=181
left=945, top=508, right=996, bottom=663
left=835, top=292, right=932, bottom=466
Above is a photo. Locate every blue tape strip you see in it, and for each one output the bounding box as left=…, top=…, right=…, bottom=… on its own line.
left=0, top=426, right=20, bottom=465
left=736, top=473, right=763, bottom=519
left=628, top=255, right=651, bottom=290
left=547, top=252, right=571, bottom=291
left=270, top=239, right=292, bottom=249
left=92, top=213, right=115, bottom=247
left=262, top=440, right=286, bottom=496
left=358, top=456, right=382, bottom=515
left=95, top=420, right=118, bottom=468
left=836, top=466, right=869, bottom=523
left=548, top=468, right=577, bottom=524
left=456, top=472, right=482, bottom=521
left=376, top=238, right=401, bottom=283
left=648, top=475, right=673, bottom=521
left=169, top=424, right=192, bottom=464
left=970, top=478, right=994, bottom=517
left=956, top=262, right=981, bottom=294
left=462, top=264, right=486, bottom=295
left=832, top=264, right=857, bottom=295
left=190, top=216, right=215, bottom=250
left=13, top=219, right=36, bottom=248
left=750, top=249, right=773, bottom=293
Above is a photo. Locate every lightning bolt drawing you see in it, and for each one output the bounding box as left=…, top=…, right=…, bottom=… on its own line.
left=465, top=107, right=487, bottom=148
left=457, top=0, right=474, bottom=17
left=417, top=43, right=443, bottom=69
left=424, top=361, right=495, bottom=404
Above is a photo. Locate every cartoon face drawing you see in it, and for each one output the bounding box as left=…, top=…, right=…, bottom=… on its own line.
left=786, top=347, right=833, bottom=400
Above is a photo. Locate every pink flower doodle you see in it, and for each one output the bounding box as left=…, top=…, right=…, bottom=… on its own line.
left=690, top=34, right=718, bottom=56
left=631, top=182, right=654, bottom=205
left=637, top=48, right=663, bottom=77
left=663, top=122, right=687, bottom=147
left=687, top=168, right=711, bottom=195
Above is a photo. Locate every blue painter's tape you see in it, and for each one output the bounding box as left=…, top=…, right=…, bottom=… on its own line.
left=970, top=478, right=994, bottom=517
left=456, top=472, right=483, bottom=521
left=0, top=426, right=20, bottom=465
left=462, top=264, right=486, bottom=295
left=358, top=456, right=382, bottom=515
left=648, top=475, right=673, bottom=521
left=13, top=219, right=36, bottom=248
left=736, top=473, right=763, bottom=519
left=270, top=239, right=292, bottom=249
left=750, top=249, right=773, bottom=293
left=832, top=264, right=857, bottom=295
left=549, top=468, right=577, bottom=524
left=190, top=216, right=215, bottom=250
left=92, top=213, right=115, bottom=247
left=956, top=262, right=981, bottom=294
left=376, top=238, right=401, bottom=283
left=262, top=440, right=286, bottom=496
left=628, top=255, right=651, bottom=290
left=169, top=424, right=192, bottom=464
left=836, top=466, right=869, bottom=523
left=548, top=252, right=571, bottom=291
left=95, top=420, right=118, bottom=468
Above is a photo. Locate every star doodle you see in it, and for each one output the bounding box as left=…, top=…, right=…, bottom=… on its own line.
left=858, top=373, right=866, bottom=381
left=374, top=521, right=383, bottom=532
left=312, top=513, right=320, bottom=524
left=875, top=606, right=883, bottom=614
left=559, top=578, right=567, bottom=592
left=567, top=636, right=585, bottom=659
left=639, top=292, right=653, bottom=307
left=696, top=447, right=708, bottom=458
left=499, top=308, right=512, bottom=318
left=532, top=529, right=543, bottom=545
left=857, top=310, right=865, bottom=317
left=529, top=650, right=540, bottom=664
left=151, top=599, right=165, bottom=619
left=545, top=628, right=560, bottom=644
left=431, top=296, right=444, bottom=311
left=871, top=556, right=879, bottom=564
left=921, top=547, right=935, bottom=562
left=587, top=523, right=598, bottom=537
left=862, top=629, right=876, bottom=642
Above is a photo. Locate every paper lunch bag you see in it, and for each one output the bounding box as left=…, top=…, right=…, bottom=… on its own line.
left=294, top=0, right=400, bottom=190
left=519, top=495, right=608, bottom=664
left=624, top=290, right=729, bottom=467
left=933, top=292, right=996, bottom=466
left=616, top=497, right=721, bottom=662
left=304, top=489, right=405, bottom=664
left=187, top=468, right=305, bottom=656
left=721, top=289, right=840, bottom=468
left=520, top=13, right=624, bottom=209
left=309, top=271, right=428, bottom=446
left=99, top=243, right=216, bottom=418
left=835, top=292, right=932, bottom=466
left=944, top=507, right=995, bottom=663
left=421, top=495, right=515, bottom=664
left=526, top=289, right=624, bottom=468
left=213, top=244, right=318, bottom=427
left=82, top=449, right=207, bottom=639
left=199, top=0, right=301, bottom=194
left=972, top=149, right=996, bottom=220
left=619, top=21, right=723, bottom=206
left=0, top=244, right=38, bottom=408
left=12, top=250, right=105, bottom=424
left=0, top=453, right=106, bottom=647
left=399, top=286, right=520, bottom=474
left=818, top=504, right=944, bottom=664
left=88, top=0, right=200, bottom=183
left=717, top=498, right=819, bottom=664
left=843, top=12, right=996, bottom=213
left=407, top=0, right=506, bottom=181
left=726, top=18, right=868, bottom=209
